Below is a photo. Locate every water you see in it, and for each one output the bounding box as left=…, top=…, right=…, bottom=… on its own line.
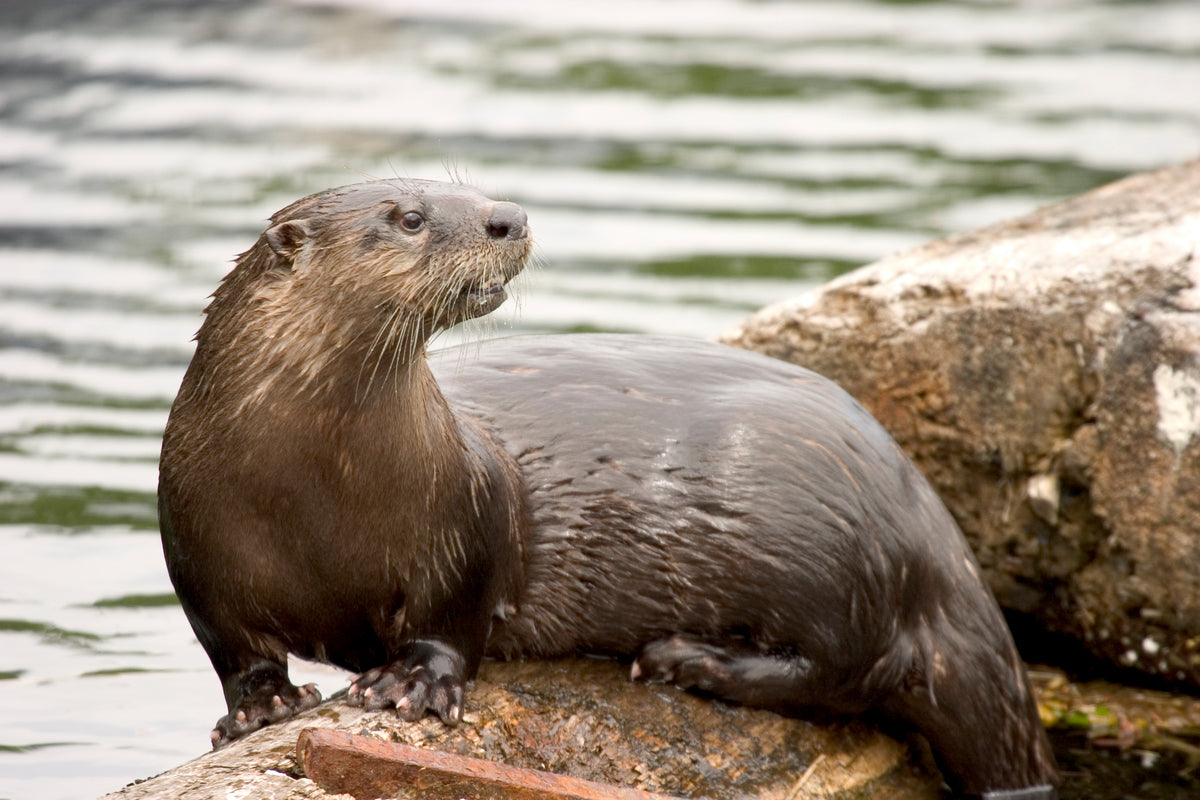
left=1, top=1, right=1197, bottom=798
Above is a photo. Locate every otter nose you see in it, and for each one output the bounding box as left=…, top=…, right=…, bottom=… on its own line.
left=486, top=202, right=527, bottom=241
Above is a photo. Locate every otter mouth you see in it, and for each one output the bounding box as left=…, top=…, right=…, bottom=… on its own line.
left=460, top=280, right=508, bottom=316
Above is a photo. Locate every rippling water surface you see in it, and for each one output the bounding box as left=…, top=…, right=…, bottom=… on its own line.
left=1, top=1, right=1198, bottom=797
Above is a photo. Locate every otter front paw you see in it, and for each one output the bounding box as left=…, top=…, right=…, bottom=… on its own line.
left=347, top=639, right=467, bottom=725
left=211, top=681, right=320, bottom=749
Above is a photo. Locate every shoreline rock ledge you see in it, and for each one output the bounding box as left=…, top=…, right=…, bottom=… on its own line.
left=720, top=158, right=1200, bottom=688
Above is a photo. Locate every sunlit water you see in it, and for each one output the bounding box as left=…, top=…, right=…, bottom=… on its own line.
left=1, top=1, right=1198, bottom=798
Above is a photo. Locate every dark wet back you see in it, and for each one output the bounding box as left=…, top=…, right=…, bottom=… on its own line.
left=433, top=334, right=986, bottom=682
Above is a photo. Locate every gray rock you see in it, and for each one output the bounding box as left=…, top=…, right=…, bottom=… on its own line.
left=721, top=158, right=1200, bottom=687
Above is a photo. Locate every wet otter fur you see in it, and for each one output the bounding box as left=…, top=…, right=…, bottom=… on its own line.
left=158, top=179, right=1057, bottom=799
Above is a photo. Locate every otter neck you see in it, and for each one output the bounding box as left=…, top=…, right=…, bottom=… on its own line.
left=180, top=274, right=494, bottom=544
left=256, top=336, right=464, bottom=476
left=191, top=287, right=441, bottom=418
left=181, top=297, right=475, bottom=508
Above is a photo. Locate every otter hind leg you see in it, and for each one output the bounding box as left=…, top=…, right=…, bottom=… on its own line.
left=212, top=660, right=321, bottom=749
left=631, top=635, right=830, bottom=712
left=347, top=639, right=468, bottom=726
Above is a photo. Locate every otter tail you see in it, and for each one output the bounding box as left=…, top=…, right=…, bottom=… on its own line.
left=884, top=610, right=1058, bottom=799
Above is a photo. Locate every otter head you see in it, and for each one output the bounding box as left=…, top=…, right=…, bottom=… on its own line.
left=197, top=180, right=533, bottom=406
left=261, top=179, right=532, bottom=337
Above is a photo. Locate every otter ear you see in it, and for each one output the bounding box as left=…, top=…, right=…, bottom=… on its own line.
left=265, top=219, right=313, bottom=261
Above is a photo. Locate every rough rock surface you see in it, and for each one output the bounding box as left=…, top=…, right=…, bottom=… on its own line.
left=721, top=158, right=1200, bottom=688
left=100, top=659, right=937, bottom=800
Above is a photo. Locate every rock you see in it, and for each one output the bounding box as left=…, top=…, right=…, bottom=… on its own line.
left=99, top=659, right=938, bottom=800
left=720, top=158, right=1200, bottom=688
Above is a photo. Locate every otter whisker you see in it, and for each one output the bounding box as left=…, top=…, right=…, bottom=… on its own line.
left=358, top=302, right=406, bottom=402
left=382, top=304, right=417, bottom=390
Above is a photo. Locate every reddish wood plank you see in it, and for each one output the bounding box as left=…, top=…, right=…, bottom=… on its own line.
left=297, top=728, right=686, bottom=800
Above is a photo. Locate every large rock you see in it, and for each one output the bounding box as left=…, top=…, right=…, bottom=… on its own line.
left=721, top=159, right=1200, bottom=687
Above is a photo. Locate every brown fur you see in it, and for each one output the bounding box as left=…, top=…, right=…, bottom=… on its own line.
left=159, top=179, right=530, bottom=740
left=159, top=179, right=1056, bottom=798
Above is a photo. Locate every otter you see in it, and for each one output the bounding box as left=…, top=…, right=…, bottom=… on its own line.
left=158, top=178, right=1058, bottom=799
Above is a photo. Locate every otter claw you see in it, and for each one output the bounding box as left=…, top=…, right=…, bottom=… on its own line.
left=211, top=677, right=323, bottom=749
left=347, top=640, right=468, bottom=725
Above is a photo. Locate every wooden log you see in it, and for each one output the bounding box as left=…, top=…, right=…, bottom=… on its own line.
left=297, top=728, right=685, bottom=800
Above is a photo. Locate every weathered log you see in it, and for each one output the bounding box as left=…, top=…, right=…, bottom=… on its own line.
left=721, top=158, right=1200, bottom=688
left=297, top=728, right=686, bottom=800
left=99, top=659, right=936, bottom=800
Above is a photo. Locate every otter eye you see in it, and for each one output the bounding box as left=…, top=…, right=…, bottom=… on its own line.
left=396, top=210, right=425, bottom=234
